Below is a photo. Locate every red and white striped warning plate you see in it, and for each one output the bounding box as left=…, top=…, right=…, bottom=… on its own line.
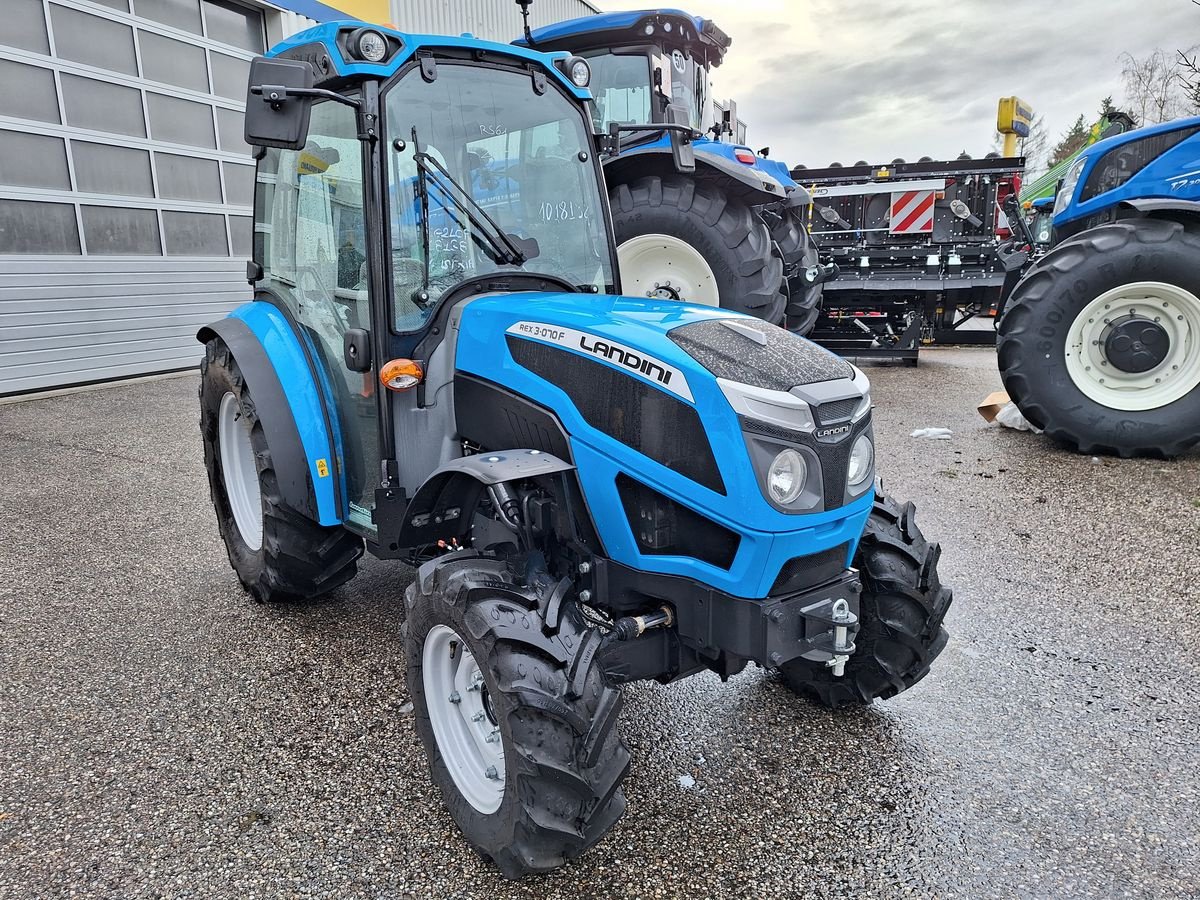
left=889, top=189, right=935, bottom=234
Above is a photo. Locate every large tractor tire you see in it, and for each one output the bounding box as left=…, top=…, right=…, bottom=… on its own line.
left=779, top=490, right=952, bottom=709
left=405, top=552, right=630, bottom=879
left=998, top=218, right=1200, bottom=457
left=770, top=207, right=823, bottom=336
left=610, top=175, right=785, bottom=323
left=199, top=338, right=362, bottom=602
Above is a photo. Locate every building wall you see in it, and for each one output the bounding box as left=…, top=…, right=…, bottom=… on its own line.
left=387, top=0, right=598, bottom=43
left=0, top=0, right=598, bottom=395
left=0, top=0, right=298, bottom=394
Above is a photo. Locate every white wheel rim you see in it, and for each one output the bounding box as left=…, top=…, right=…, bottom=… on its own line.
left=422, top=623, right=505, bottom=814
left=217, top=392, right=263, bottom=551
left=617, top=233, right=720, bottom=306
left=1065, top=281, right=1200, bottom=411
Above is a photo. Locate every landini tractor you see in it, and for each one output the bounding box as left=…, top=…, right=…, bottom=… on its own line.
left=998, top=115, right=1200, bottom=456
left=198, top=20, right=952, bottom=878
left=514, top=6, right=831, bottom=334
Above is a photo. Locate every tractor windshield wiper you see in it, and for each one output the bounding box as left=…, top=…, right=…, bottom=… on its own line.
left=410, top=129, right=528, bottom=267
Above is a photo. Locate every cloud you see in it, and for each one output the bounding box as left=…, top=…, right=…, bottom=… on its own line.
left=599, top=0, right=1200, bottom=165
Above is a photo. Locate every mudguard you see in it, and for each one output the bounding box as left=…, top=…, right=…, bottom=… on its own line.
left=605, top=136, right=806, bottom=206
left=1122, top=197, right=1200, bottom=218
left=197, top=302, right=342, bottom=526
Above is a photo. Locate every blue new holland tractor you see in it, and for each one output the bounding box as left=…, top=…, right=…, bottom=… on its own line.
left=513, top=6, right=832, bottom=334
left=198, top=20, right=951, bottom=878
left=998, top=115, right=1200, bottom=456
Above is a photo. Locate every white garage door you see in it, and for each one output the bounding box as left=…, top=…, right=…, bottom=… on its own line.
left=0, top=0, right=265, bottom=394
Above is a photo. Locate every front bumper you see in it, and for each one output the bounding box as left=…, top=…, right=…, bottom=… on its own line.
left=594, top=557, right=862, bottom=682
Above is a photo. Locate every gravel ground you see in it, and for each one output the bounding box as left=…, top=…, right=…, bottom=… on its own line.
left=1, top=347, right=1198, bottom=899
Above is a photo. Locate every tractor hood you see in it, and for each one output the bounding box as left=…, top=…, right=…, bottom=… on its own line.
left=451, top=291, right=874, bottom=599
left=453, top=293, right=851, bottom=403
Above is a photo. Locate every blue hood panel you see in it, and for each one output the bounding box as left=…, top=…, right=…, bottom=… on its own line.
left=453, top=293, right=871, bottom=598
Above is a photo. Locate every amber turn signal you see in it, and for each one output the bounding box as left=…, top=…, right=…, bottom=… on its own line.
left=379, top=358, right=423, bottom=391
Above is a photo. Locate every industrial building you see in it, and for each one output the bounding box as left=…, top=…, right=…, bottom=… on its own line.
left=0, top=0, right=597, bottom=394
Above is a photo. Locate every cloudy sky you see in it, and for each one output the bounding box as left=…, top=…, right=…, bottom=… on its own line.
left=599, top=0, right=1199, bottom=166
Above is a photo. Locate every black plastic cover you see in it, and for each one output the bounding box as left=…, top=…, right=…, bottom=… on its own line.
left=507, top=335, right=725, bottom=494
left=669, top=318, right=852, bottom=391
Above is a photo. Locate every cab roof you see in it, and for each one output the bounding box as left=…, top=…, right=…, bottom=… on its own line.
left=267, top=20, right=591, bottom=100
left=516, top=9, right=731, bottom=66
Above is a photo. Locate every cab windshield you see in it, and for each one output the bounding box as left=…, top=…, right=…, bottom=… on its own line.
left=385, top=62, right=615, bottom=331
left=586, top=48, right=710, bottom=135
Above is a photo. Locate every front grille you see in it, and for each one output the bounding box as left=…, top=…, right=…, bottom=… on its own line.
left=507, top=336, right=725, bottom=494
left=815, top=397, right=858, bottom=425
left=770, top=544, right=849, bottom=596
left=616, top=473, right=739, bottom=570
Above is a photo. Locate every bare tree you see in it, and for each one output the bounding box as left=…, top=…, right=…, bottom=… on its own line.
left=1120, top=49, right=1190, bottom=124
left=1018, top=114, right=1049, bottom=179
left=1178, top=49, right=1200, bottom=113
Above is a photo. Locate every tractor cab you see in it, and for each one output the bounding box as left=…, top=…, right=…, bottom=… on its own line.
left=517, top=8, right=727, bottom=138
left=233, top=24, right=617, bottom=531
left=514, top=7, right=834, bottom=333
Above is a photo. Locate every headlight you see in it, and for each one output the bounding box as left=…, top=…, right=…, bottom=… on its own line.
left=847, top=434, right=874, bottom=487
left=350, top=28, right=389, bottom=62
left=560, top=55, right=590, bottom=88
left=852, top=389, right=872, bottom=421
left=767, top=449, right=807, bottom=504
left=1053, top=157, right=1087, bottom=217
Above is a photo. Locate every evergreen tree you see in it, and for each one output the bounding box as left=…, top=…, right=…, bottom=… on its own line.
left=1049, top=115, right=1089, bottom=168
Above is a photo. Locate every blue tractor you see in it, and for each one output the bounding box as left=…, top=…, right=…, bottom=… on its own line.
left=513, top=6, right=832, bottom=334
left=998, top=115, right=1200, bottom=456
left=198, top=20, right=951, bottom=878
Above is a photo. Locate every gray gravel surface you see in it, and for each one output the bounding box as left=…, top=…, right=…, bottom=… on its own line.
left=1, top=348, right=1198, bottom=899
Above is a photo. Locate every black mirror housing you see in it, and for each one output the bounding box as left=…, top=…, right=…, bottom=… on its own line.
left=666, top=103, right=695, bottom=174
left=245, top=57, right=316, bottom=150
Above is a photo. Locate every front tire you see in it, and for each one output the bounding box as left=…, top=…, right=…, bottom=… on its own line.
left=779, top=490, right=952, bottom=708
left=610, top=175, right=785, bottom=323
left=405, top=552, right=630, bottom=879
left=998, top=218, right=1200, bottom=457
left=199, top=338, right=362, bottom=602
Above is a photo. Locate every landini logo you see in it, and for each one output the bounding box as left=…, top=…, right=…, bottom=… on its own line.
left=507, top=322, right=694, bottom=402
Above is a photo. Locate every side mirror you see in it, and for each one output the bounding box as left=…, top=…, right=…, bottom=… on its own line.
left=244, top=57, right=316, bottom=150
left=666, top=102, right=695, bottom=174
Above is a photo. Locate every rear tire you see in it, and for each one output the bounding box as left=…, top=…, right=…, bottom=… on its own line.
left=405, top=552, right=630, bottom=879
left=998, top=218, right=1200, bottom=457
left=199, top=338, right=362, bottom=602
left=779, top=490, right=952, bottom=708
left=610, top=175, right=785, bottom=323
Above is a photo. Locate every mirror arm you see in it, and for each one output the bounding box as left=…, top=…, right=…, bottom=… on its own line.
left=251, top=84, right=362, bottom=110
left=604, top=122, right=699, bottom=156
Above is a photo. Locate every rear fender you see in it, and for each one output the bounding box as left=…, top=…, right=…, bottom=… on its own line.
left=604, top=141, right=799, bottom=205
left=197, top=302, right=342, bottom=526
left=1122, top=197, right=1200, bottom=222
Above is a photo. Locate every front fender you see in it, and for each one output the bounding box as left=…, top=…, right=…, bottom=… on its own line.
left=197, top=302, right=342, bottom=526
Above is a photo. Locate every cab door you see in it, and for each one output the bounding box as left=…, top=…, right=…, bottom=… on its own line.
left=254, top=98, right=381, bottom=534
